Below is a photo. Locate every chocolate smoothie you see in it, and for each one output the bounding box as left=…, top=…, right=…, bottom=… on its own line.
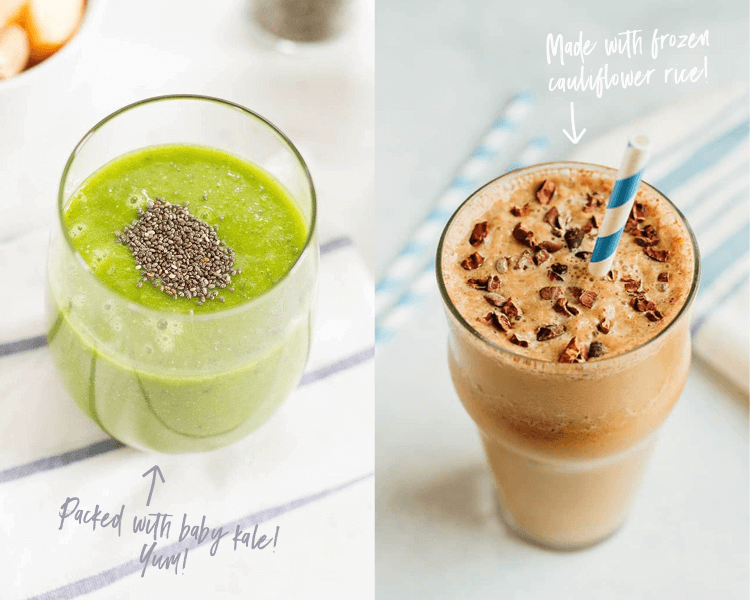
left=437, top=162, right=699, bottom=549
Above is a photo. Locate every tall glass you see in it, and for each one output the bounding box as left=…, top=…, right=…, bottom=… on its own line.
left=436, top=162, right=700, bottom=549
left=46, top=96, right=318, bottom=453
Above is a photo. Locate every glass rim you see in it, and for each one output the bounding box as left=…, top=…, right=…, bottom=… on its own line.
left=435, top=160, right=701, bottom=369
left=56, top=93, right=318, bottom=321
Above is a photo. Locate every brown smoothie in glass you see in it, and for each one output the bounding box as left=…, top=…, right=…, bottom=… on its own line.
left=438, top=162, right=698, bottom=549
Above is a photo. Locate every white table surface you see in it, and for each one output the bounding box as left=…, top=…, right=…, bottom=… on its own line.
left=372, top=1, right=749, bottom=598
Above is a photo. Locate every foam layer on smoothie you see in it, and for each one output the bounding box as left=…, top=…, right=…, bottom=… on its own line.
left=441, top=165, right=695, bottom=362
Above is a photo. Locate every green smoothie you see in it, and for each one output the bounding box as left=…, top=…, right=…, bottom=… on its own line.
left=47, top=144, right=317, bottom=452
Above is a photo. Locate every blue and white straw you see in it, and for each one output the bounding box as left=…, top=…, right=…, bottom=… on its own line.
left=374, top=91, right=535, bottom=318
left=589, top=134, right=652, bottom=277
left=375, top=136, right=551, bottom=348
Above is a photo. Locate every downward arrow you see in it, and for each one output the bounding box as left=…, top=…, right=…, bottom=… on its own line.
left=563, top=102, right=586, bottom=144
left=142, top=465, right=165, bottom=507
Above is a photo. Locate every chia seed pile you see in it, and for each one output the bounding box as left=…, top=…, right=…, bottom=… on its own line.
left=115, top=198, right=241, bottom=306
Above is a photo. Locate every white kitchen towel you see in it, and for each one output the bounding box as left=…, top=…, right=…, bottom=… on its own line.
left=571, top=86, right=749, bottom=394
left=0, top=227, right=374, bottom=599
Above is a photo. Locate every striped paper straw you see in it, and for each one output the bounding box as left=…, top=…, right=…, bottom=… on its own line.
left=589, top=134, right=652, bottom=277
left=374, top=91, right=535, bottom=317
left=375, top=136, right=551, bottom=347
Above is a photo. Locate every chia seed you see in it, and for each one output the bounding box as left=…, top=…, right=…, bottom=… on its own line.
left=115, top=198, right=238, bottom=304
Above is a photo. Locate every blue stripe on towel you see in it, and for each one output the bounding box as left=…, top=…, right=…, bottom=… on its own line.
left=0, top=345, right=375, bottom=484
left=649, top=93, right=749, bottom=170
left=679, top=164, right=749, bottom=214
left=27, top=472, right=374, bottom=600
left=689, top=187, right=750, bottom=233
left=697, top=225, right=750, bottom=293
left=655, top=119, right=750, bottom=194
left=691, top=272, right=748, bottom=336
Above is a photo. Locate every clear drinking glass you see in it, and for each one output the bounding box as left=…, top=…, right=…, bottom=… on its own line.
left=46, top=95, right=318, bottom=453
left=436, top=162, right=700, bottom=549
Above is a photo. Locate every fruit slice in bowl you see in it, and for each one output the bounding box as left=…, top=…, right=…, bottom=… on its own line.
left=16, top=0, right=85, bottom=63
left=0, top=23, right=29, bottom=79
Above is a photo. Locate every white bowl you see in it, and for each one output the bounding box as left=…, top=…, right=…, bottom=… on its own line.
left=0, top=0, right=104, bottom=234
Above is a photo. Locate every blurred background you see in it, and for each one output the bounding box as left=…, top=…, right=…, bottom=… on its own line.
left=374, top=1, right=748, bottom=598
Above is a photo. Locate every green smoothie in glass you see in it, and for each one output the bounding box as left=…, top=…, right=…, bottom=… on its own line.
left=46, top=96, right=318, bottom=453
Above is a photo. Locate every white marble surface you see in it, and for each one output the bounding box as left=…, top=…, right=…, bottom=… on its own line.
left=373, top=1, right=749, bottom=598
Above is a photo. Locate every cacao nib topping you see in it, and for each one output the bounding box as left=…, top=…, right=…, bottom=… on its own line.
left=480, top=311, right=512, bottom=332
left=468, top=276, right=500, bottom=292
left=461, top=252, right=485, bottom=270
left=583, top=193, right=604, bottom=212
left=635, top=224, right=659, bottom=246
left=620, top=277, right=642, bottom=293
left=536, top=180, right=556, bottom=205
left=516, top=250, right=534, bottom=270
left=658, top=272, right=670, bottom=282
left=541, top=240, right=564, bottom=253
left=484, top=293, right=506, bottom=308
left=559, top=337, right=584, bottom=363
left=606, top=269, right=618, bottom=282
left=553, top=297, right=579, bottom=317
left=575, top=251, right=592, bottom=260
left=568, top=286, right=583, bottom=298
left=564, top=227, right=584, bottom=250
left=624, top=217, right=638, bottom=234
left=536, top=323, right=565, bottom=341
left=469, top=221, right=489, bottom=246
left=598, top=317, right=611, bottom=334
left=501, top=297, right=523, bottom=320
left=632, top=202, right=648, bottom=220
left=644, top=247, right=670, bottom=262
left=548, top=263, right=568, bottom=281
left=512, top=222, right=536, bottom=248
left=632, top=297, right=657, bottom=313
left=588, top=341, right=606, bottom=358
left=509, top=333, right=529, bottom=347
left=467, top=277, right=488, bottom=290
left=533, top=247, right=550, bottom=265
left=543, top=206, right=559, bottom=227
left=579, top=290, right=598, bottom=308
left=487, top=275, right=502, bottom=292
left=582, top=223, right=593, bottom=234
left=646, top=310, right=664, bottom=322
left=590, top=214, right=601, bottom=229
left=635, top=236, right=659, bottom=247
left=511, top=203, right=532, bottom=217
left=495, top=257, right=510, bottom=274
left=539, top=286, right=563, bottom=300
